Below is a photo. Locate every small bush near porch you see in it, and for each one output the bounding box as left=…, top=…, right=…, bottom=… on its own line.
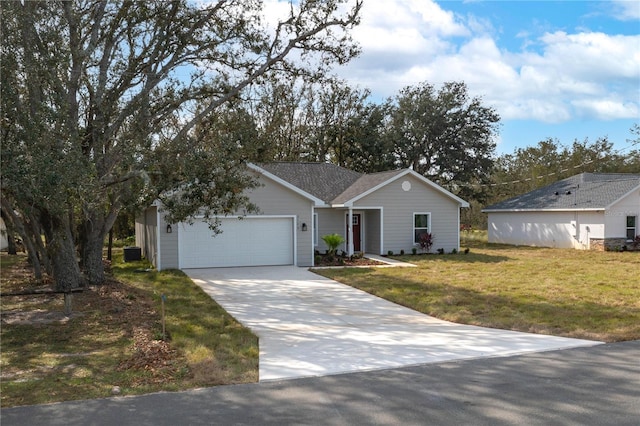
left=315, top=239, right=640, bottom=343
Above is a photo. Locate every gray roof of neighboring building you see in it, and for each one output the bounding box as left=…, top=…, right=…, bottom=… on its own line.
left=483, top=173, right=640, bottom=211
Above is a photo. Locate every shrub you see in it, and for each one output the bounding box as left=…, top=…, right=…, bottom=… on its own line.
left=387, top=250, right=394, bottom=256
left=460, top=224, right=472, bottom=233
left=321, top=233, right=345, bottom=257
left=418, top=232, right=434, bottom=253
left=400, top=249, right=405, bottom=255
left=451, top=248, right=457, bottom=254
left=412, top=247, right=417, bottom=255
left=437, top=248, right=444, bottom=255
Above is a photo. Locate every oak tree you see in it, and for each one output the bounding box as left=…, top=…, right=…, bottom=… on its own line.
left=1, top=0, right=362, bottom=290
left=384, top=81, right=500, bottom=198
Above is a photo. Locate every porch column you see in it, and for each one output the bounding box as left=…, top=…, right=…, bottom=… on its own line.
left=347, top=208, right=354, bottom=256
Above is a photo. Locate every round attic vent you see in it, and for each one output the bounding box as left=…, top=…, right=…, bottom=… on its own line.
left=402, top=180, right=411, bottom=191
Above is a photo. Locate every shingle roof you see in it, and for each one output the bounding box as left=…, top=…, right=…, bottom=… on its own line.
left=483, top=173, right=640, bottom=211
left=258, top=162, right=363, bottom=203
left=332, top=169, right=405, bottom=204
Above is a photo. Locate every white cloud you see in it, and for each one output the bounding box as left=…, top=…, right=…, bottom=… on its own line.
left=538, top=31, right=640, bottom=80
left=356, top=0, right=468, bottom=38
left=610, top=0, right=640, bottom=21
left=571, top=99, right=640, bottom=120
left=333, top=0, right=640, bottom=123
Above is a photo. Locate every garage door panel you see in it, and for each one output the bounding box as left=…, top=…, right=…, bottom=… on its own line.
left=179, top=217, right=294, bottom=268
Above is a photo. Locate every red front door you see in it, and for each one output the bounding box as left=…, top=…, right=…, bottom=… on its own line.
left=347, top=214, right=362, bottom=252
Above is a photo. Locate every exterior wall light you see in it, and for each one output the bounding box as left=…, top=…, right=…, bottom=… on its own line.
left=301, top=223, right=308, bottom=231
left=166, top=224, right=172, bottom=233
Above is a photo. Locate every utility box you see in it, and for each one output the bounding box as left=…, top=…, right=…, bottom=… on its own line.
left=123, top=246, right=142, bottom=262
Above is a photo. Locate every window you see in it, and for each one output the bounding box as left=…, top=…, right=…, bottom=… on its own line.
left=313, top=213, right=318, bottom=246
left=626, top=216, right=637, bottom=241
left=413, top=213, right=431, bottom=244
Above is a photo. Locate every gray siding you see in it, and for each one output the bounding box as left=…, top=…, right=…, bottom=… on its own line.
left=135, top=207, right=158, bottom=268
left=364, top=209, right=381, bottom=253
left=138, top=169, right=464, bottom=269
left=315, top=208, right=381, bottom=254
left=141, top=173, right=315, bottom=270
left=158, top=211, right=179, bottom=269
left=315, top=208, right=348, bottom=254
left=354, top=174, right=461, bottom=253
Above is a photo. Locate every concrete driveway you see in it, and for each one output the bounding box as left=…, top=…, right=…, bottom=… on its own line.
left=185, top=266, right=600, bottom=381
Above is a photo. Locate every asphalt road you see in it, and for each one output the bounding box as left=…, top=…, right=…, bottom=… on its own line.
left=2, top=340, right=638, bottom=425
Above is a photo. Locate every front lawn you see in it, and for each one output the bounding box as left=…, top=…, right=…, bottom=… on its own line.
left=315, top=243, right=640, bottom=342
left=0, top=252, right=258, bottom=408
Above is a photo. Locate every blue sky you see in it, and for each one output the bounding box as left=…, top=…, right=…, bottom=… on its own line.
left=324, top=0, right=640, bottom=156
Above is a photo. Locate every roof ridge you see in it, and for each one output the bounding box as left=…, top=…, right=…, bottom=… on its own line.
left=363, top=169, right=404, bottom=176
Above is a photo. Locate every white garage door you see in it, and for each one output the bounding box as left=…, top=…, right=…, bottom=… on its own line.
left=179, top=217, right=294, bottom=268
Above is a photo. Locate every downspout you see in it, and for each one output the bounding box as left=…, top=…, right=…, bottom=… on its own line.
left=457, top=203, right=462, bottom=252
left=311, top=205, right=315, bottom=267
left=156, top=206, right=162, bottom=271
left=379, top=207, right=384, bottom=255
left=347, top=207, right=354, bottom=256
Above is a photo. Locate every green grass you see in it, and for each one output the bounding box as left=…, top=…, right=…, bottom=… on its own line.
left=0, top=251, right=258, bottom=408
left=315, top=241, right=640, bottom=342
left=0, top=277, right=154, bottom=406
left=111, top=257, right=259, bottom=386
left=0, top=253, right=23, bottom=270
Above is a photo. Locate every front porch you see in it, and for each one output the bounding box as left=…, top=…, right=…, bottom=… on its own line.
left=314, top=207, right=383, bottom=256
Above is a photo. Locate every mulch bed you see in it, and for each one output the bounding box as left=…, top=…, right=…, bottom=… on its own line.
left=314, top=254, right=385, bottom=267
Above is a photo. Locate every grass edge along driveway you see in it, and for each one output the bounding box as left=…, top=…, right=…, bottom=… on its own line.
left=314, top=244, right=640, bottom=343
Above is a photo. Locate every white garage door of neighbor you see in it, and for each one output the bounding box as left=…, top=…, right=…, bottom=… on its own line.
left=179, top=217, right=294, bottom=268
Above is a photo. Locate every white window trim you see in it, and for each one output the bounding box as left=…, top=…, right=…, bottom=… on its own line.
left=413, top=212, right=431, bottom=245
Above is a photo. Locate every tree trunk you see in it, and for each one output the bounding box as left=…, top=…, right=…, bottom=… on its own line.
left=7, top=234, right=17, bottom=255
left=79, top=210, right=111, bottom=285
left=80, top=205, right=120, bottom=285
left=25, top=217, right=51, bottom=277
left=82, top=228, right=106, bottom=285
left=41, top=211, right=82, bottom=292
left=1, top=201, right=44, bottom=281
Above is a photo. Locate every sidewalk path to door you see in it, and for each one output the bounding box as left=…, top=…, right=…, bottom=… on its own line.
left=185, top=266, right=601, bottom=381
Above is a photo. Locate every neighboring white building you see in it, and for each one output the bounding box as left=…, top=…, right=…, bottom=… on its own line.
left=483, top=173, right=640, bottom=250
